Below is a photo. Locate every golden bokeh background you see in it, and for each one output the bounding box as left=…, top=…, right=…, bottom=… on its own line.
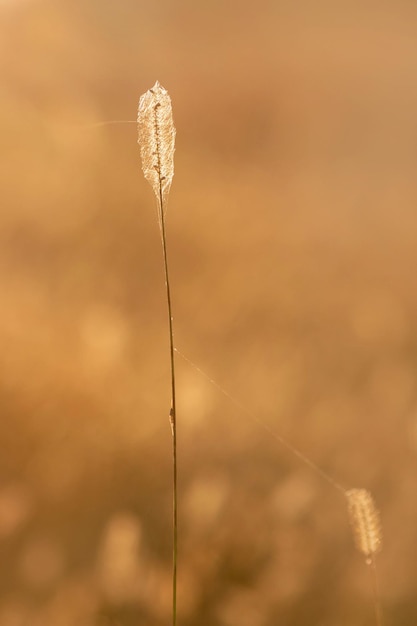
left=1, top=1, right=417, bottom=624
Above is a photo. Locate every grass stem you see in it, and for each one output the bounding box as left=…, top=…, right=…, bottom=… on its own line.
left=158, top=189, right=178, bottom=626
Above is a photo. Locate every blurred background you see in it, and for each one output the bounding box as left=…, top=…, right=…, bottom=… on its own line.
left=1, top=0, right=417, bottom=624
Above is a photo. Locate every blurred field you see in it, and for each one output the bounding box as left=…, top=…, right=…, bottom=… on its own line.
left=1, top=0, right=417, bottom=624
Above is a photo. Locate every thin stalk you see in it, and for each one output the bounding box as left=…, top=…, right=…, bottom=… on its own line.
left=158, top=190, right=177, bottom=626
left=369, top=556, right=384, bottom=626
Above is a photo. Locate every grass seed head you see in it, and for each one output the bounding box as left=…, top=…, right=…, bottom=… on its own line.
left=346, top=488, right=382, bottom=564
left=137, top=81, right=176, bottom=207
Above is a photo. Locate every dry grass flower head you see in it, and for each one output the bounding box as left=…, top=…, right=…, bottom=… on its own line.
left=346, top=488, right=382, bottom=565
left=137, top=81, right=175, bottom=215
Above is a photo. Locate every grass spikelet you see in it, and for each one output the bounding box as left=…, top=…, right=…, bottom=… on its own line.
left=137, top=81, right=175, bottom=215
left=346, top=488, right=382, bottom=564
left=138, top=81, right=178, bottom=626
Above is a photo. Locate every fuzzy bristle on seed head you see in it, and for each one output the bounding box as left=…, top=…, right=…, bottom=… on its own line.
left=137, top=81, right=175, bottom=205
left=346, top=488, right=382, bottom=564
